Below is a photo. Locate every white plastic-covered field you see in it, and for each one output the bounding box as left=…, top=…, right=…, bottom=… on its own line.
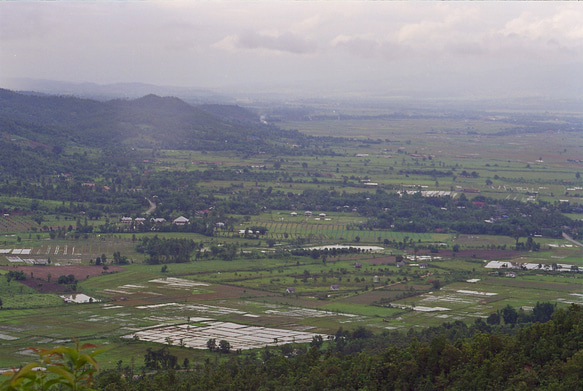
left=10, top=249, right=32, bottom=255
left=413, top=306, right=452, bottom=312
left=414, top=288, right=499, bottom=307
left=101, top=278, right=208, bottom=296
left=125, top=321, right=325, bottom=350
left=136, top=303, right=183, bottom=309
left=135, top=302, right=247, bottom=317
left=404, top=255, right=442, bottom=261
left=131, top=301, right=359, bottom=320
left=392, top=304, right=451, bottom=312
left=304, top=244, right=384, bottom=252
left=60, top=293, right=100, bottom=303
left=265, top=307, right=359, bottom=318
left=556, top=294, right=583, bottom=305
left=419, top=294, right=474, bottom=305
left=456, top=290, right=498, bottom=296
left=4, top=255, right=49, bottom=264
left=149, top=277, right=210, bottom=289
left=484, top=260, right=577, bottom=271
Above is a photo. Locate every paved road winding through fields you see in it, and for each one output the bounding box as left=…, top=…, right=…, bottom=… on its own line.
left=562, top=232, right=583, bottom=248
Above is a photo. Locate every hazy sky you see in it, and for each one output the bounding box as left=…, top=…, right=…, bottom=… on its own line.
left=1, top=1, right=581, bottom=98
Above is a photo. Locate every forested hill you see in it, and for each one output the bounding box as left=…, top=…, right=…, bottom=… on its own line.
left=0, top=88, right=302, bottom=151
left=198, top=103, right=263, bottom=123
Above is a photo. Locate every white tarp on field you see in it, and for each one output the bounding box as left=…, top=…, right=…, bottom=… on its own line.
left=125, top=322, right=326, bottom=350
left=305, top=244, right=384, bottom=252
left=60, top=294, right=100, bottom=304
left=484, top=260, right=577, bottom=271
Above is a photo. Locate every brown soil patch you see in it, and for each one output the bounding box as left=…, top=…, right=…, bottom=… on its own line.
left=447, top=249, right=517, bottom=259
left=1, top=265, right=125, bottom=281
left=326, top=254, right=374, bottom=262
left=0, top=265, right=125, bottom=294
left=228, top=314, right=286, bottom=328
left=107, top=284, right=276, bottom=306
left=364, top=256, right=397, bottom=265
left=188, top=285, right=276, bottom=301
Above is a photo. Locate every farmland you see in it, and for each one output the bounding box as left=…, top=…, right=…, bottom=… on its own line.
left=0, top=232, right=581, bottom=368
left=0, top=94, right=582, bottom=372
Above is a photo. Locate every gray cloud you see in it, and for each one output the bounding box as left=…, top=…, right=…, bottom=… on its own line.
left=446, top=42, right=486, bottom=57
left=0, top=1, right=580, bottom=99
left=234, top=30, right=318, bottom=54
left=0, top=3, right=49, bottom=41
left=332, top=36, right=413, bottom=61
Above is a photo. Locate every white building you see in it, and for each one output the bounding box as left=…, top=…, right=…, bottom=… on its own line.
left=172, top=216, right=190, bottom=225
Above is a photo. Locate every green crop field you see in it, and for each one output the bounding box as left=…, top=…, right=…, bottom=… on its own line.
left=0, top=106, right=581, bottom=373
left=1, top=231, right=579, bottom=364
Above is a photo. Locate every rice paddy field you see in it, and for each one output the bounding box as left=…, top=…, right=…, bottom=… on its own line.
left=0, top=230, right=581, bottom=369
left=225, top=218, right=434, bottom=242
left=0, top=110, right=581, bottom=370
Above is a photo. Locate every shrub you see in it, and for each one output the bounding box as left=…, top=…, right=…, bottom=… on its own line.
left=0, top=340, right=105, bottom=390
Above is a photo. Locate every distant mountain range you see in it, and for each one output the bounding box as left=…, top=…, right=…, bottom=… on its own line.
left=0, top=88, right=302, bottom=152
left=0, top=78, right=234, bottom=104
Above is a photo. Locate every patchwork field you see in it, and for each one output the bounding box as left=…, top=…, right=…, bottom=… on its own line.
left=0, top=109, right=581, bottom=372
left=1, top=196, right=582, bottom=370
left=1, top=234, right=579, bottom=369
left=127, top=321, right=324, bottom=351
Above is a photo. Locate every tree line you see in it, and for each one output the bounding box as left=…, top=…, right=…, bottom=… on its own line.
left=136, top=236, right=198, bottom=264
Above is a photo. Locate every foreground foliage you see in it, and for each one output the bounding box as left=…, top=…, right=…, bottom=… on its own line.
left=0, top=340, right=106, bottom=391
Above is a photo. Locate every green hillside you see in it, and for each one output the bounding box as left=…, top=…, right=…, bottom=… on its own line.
left=0, top=89, right=303, bottom=152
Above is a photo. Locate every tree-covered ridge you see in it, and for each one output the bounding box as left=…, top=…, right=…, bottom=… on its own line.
left=0, top=89, right=304, bottom=151
left=198, top=103, right=264, bottom=124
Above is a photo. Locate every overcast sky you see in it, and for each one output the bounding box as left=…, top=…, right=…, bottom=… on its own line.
left=1, top=1, right=581, bottom=99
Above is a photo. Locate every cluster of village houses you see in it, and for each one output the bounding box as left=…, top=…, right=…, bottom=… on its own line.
left=120, top=212, right=331, bottom=226
left=120, top=216, right=189, bottom=225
